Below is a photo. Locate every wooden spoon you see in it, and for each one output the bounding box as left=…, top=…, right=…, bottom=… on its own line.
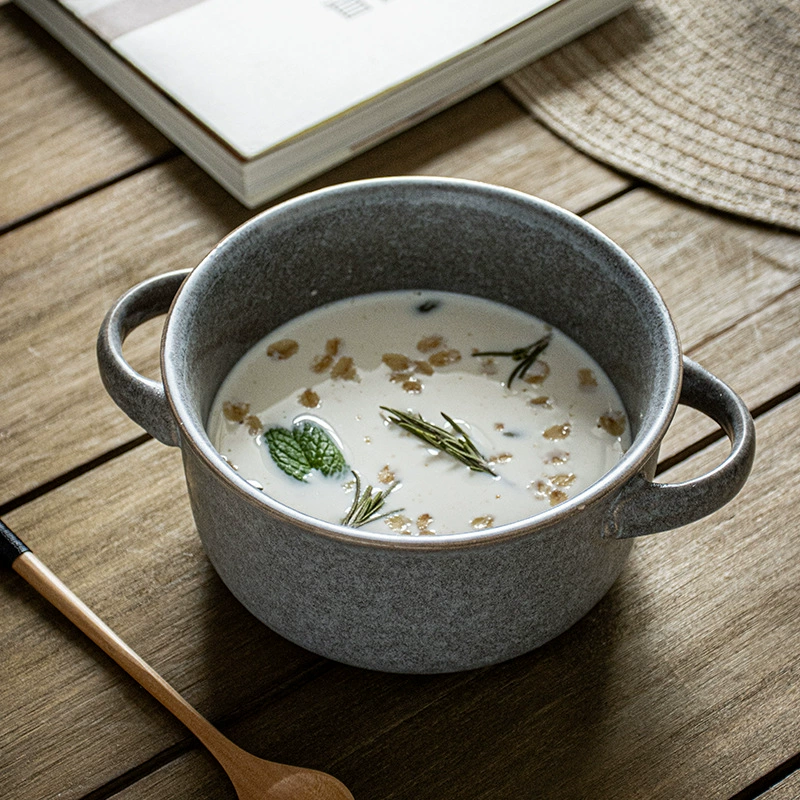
left=0, top=519, right=354, bottom=800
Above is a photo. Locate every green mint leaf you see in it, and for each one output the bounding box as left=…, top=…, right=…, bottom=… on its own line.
left=263, top=422, right=347, bottom=481
left=293, top=422, right=347, bottom=476
left=264, top=427, right=312, bottom=482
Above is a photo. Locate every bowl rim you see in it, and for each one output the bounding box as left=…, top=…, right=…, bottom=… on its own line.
left=162, top=176, right=682, bottom=550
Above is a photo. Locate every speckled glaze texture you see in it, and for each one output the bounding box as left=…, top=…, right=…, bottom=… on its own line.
left=98, top=178, right=755, bottom=673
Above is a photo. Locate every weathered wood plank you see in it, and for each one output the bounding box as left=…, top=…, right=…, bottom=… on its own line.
left=109, top=395, right=800, bottom=800
left=660, top=281, right=800, bottom=461
left=584, top=190, right=800, bottom=458
left=301, top=85, right=631, bottom=212
left=0, top=4, right=173, bottom=228
left=0, top=160, right=246, bottom=507
left=0, top=87, right=630, bottom=507
left=586, top=191, right=800, bottom=351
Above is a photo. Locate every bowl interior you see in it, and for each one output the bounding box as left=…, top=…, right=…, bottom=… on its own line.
left=165, top=178, right=680, bottom=507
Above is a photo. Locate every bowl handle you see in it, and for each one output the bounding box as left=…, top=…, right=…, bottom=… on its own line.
left=97, top=270, right=191, bottom=447
left=606, top=357, right=756, bottom=538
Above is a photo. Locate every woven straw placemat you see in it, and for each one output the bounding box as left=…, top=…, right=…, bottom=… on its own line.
left=505, top=0, right=800, bottom=230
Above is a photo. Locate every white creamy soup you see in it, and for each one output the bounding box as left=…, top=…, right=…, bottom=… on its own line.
left=207, top=290, right=630, bottom=535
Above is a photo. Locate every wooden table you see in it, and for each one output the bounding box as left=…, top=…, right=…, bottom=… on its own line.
left=2, top=4, right=799, bottom=798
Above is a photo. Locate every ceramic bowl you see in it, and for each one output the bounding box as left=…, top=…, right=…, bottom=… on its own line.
left=97, top=178, right=755, bottom=673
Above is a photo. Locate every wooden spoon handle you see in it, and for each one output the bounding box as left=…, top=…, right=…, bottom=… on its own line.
left=0, top=519, right=240, bottom=763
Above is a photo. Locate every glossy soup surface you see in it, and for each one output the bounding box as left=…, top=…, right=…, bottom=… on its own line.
left=207, top=290, right=630, bottom=535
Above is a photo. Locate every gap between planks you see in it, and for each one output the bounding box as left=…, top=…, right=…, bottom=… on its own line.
left=729, top=752, right=800, bottom=800
left=0, top=150, right=179, bottom=237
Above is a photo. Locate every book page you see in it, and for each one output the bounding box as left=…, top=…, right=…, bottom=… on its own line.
left=60, top=0, right=558, bottom=158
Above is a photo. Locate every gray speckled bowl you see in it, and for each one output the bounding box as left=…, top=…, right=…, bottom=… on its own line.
left=97, top=178, right=755, bottom=673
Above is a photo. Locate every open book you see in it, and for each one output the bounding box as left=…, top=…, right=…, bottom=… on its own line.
left=17, top=0, right=633, bottom=207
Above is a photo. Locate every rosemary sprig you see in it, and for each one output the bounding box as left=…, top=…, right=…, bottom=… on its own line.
left=380, top=407, right=497, bottom=476
left=342, top=471, right=402, bottom=528
left=472, top=332, right=552, bottom=388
